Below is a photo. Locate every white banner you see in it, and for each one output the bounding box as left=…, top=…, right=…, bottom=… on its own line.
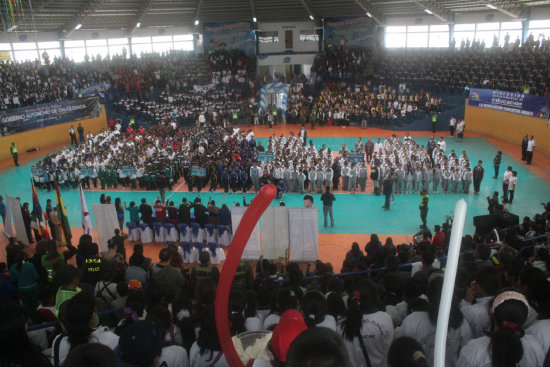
left=92, top=204, right=119, bottom=252
left=288, top=208, right=318, bottom=262
left=261, top=206, right=289, bottom=260
left=7, top=196, right=29, bottom=245
left=3, top=190, right=13, bottom=238
left=193, top=84, right=216, bottom=92
left=231, top=206, right=261, bottom=260
left=79, top=184, right=93, bottom=235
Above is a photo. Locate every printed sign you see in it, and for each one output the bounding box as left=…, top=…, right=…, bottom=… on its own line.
left=191, top=166, right=207, bottom=177
left=469, top=89, right=550, bottom=119
left=257, top=152, right=275, bottom=162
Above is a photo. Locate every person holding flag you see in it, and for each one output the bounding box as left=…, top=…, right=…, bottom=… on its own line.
left=79, top=183, right=93, bottom=236
left=53, top=180, right=72, bottom=245
left=31, top=180, right=50, bottom=241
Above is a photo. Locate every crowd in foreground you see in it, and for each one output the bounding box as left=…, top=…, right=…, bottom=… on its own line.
left=1, top=200, right=549, bottom=367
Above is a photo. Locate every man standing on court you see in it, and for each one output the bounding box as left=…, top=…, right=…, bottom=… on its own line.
left=492, top=151, right=502, bottom=179
left=526, top=135, right=535, bottom=165
left=321, top=186, right=335, bottom=228
left=10, top=142, right=19, bottom=166
left=419, top=189, right=429, bottom=229
left=77, top=123, right=85, bottom=143
left=472, top=160, right=484, bottom=194
left=521, top=134, right=528, bottom=161
left=382, top=172, right=393, bottom=211
left=69, top=125, right=77, bottom=145
left=365, top=138, right=374, bottom=163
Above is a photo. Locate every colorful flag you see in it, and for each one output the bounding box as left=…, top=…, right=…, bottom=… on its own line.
left=54, top=180, right=71, bottom=244
left=79, top=183, right=93, bottom=235
left=31, top=180, right=50, bottom=240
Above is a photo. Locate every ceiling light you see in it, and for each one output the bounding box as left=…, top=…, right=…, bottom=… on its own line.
left=366, top=12, right=372, bottom=18
left=253, top=17, right=257, bottom=22
left=309, top=15, right=314, bottom=20
left=136, top=22, right=141, bottom=28
left=194, top=20, right=199, bottom=25
left=424, top=9, right=433, bottom=15
left=75, top=23, right=82, bottom=30
left=486, top=4, right=497, bottom=9
left=7, top=25, right=17, bottom=31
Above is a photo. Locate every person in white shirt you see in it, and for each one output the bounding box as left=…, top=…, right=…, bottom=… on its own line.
left=52, top=293, right=119, bottom=366
left=502, top=166, right=513, bottom=199
left=396, top=276, right=472, bottom=367
left=526, top=135, right=535, bottom=165
left=302, top=291, right=337, bottom=331
left=506, top=170, right=518, bottom=204
left=449, top=115, right=457, bottom=136
left=460, top=267, right=502, bottom=338
left=340, top=279, right=394, bottom=367
left=456, top=290, right=545, bottom=367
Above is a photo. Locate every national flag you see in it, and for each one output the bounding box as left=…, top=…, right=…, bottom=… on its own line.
left=79, top=183, right=93, bottom=235
left=54, top=180, right=71, bottom=244
left=31, top=180, right=50, bottom=240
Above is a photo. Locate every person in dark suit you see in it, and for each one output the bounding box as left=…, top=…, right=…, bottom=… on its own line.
left=382, top=172, right=393, bottom=211
left=521, top=134, right=528, bottom=161
left=192, top=197, right=208, bottom=228
left=139, top=198, right=153, bottom=228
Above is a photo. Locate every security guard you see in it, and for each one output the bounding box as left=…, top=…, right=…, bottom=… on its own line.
left=10, top=142, right=19, bottom=166
left=419, top=189, right=429, bottom=229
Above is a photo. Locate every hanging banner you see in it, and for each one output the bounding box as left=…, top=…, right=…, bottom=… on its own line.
left=231, top=206, right=261, bottom=260
left=288, top=208, right=318, bottom=262
left=92, top=204, right=119, bottom=252
left=468, top=89, right=550, bottom=119
left=7, top=196, right=29, bottom=245
left=323, top=16, right=377, bottom=49
left=0, top=97, right=101, bottom=134
left=203, top=21, right=256, bottom=55
left=261, top=206, right=290, bottom=260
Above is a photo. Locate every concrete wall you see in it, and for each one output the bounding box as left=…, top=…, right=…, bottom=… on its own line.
left=0, top=105, right=107, bottom=160
left=464, top=99, right=550, bottom=156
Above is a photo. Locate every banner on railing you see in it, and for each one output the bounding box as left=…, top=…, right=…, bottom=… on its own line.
left=203, top=21, right=256, bottom=55
left=0, top=97, right=101, bottom=134
left=469, top=88, right=550, bottom=119
left=323, top=16, right=377, bottom=49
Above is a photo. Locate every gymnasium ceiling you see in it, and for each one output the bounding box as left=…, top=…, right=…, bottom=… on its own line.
left=2, top=0, right=550, bottom=34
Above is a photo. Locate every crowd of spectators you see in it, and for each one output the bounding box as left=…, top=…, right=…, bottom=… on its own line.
left=1, top=199, right=549, bottom=367
left=311, top=46, right=376, bottom=83
left=374, top=34, right=550, bottom=95
left=286, top=82, right=441, bottom=127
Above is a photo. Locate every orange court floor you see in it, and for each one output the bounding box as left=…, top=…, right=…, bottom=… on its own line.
left=1, top=124, right=549, bottom=273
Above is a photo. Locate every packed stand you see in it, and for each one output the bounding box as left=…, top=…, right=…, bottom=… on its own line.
left=1, top=199, right=549, bottom=367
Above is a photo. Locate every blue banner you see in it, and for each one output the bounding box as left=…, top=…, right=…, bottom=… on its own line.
left=324, top=16, right=377, bottom=49
left=203, top=21, right=255, bottom=55
left=257, top=152, right=274, bottom=162
left=469, top=89, right=550, bottom=119
left=191, top=166, right=207, bottom=177
left=348, top=153, right=365, bottom=163
left=0, top=97, right=101, bottom=134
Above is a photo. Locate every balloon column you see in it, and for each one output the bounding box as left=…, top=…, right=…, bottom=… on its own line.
left=215, top=184, right=277, bottom=367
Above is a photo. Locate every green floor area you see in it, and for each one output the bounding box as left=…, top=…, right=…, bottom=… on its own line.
left=1, top=136, right=549, bottom=235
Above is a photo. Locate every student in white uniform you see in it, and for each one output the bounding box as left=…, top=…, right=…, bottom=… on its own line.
left=145, top=306, right=189, bottom=367
left=396, top=276, right=472, bottom=367
left=456, top=290, right=545, bottom=367
left=189, top=306, right=230, bottom=367
left=302, top=291, right=337, bottom=331
left=460, top=267, right=502, bottom=338
left=52, top=293, right=119, bottom=366
left=340, top=279, right=394, bottom=367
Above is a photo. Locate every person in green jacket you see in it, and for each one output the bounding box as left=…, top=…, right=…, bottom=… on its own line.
left=124, top=201, right=140, bottom=224
left=151, top=248, right=184, bottom=298
left=54, top=265, right=81, bottom=315
left=419, top=189, right=429, bottom=229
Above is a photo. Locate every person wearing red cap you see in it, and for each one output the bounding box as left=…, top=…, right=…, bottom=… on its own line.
left=247, top=309, right=307, bottom=367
